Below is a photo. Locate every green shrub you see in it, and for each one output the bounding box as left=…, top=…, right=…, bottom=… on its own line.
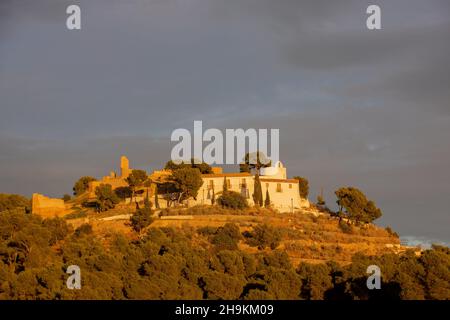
left=43, top=217, right=72, bottom=244
left=217, top=191, right=248, bottom=209
left=197, top=226, right=218, bottom=236
left=74, top=223, right=93, bottom=237
left=0, top=193, right=30, bottom=213
left=94, top=184, right=120, bottom=212
left=73, top=176, right=97, bottom=196
left=245, top=224, right=282, bottom=250
left=211, top=223, right=242, bottom=250
left=114, top=186, right=132, bottom=200
left=339, top=220, right=354, bottom=234
left=131, top=199, right=154, bottom=233
left=386, top=226, right=399, bottom=238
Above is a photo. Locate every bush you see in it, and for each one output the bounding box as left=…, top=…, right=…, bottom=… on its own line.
left=245, top=224, right=282, bottom=250
left=197, top=226, right=218, bottom=236
left=217, top=191, right=248, bottom=209
left=211, top=223, right=242, bottom=250
left=386, top=226, right=399, bottom=238
left=114, top=186, right=132, bottom=200
left=75, top=223, right=93, bottom=237
left=94, top=184, right=120, bottom=212
left=130, top=201, right=154, bottom=233
left=0, top=194, right=30, bottom=213
left=339, top=220, right=354, bottom=234
left=43, top=217, right=72, bottom=245
left=0, top=211, right=448, bottom=300
left=73, top=176, right=97, bottom=196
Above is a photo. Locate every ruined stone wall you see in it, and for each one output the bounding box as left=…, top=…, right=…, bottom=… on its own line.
left=32, top=193, right=67, bottom=217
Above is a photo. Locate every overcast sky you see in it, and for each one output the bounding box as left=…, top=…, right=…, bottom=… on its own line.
left=1, top=0, right=449, bottom=245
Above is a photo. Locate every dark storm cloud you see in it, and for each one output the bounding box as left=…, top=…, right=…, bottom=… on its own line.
left=1, top=0, right=449, bottom=243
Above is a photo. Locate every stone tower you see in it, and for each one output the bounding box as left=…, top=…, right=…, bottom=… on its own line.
left=121, top=156, right=131, bottom=178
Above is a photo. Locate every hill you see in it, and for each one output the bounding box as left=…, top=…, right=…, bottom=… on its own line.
left=0, top=202, right=449, bottom=300
left=65, top=204, right=405, bottom=266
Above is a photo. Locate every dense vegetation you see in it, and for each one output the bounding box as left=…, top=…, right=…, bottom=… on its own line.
left=94, top=184, right=120, bottom=212
left=217, top=191, right=248, bottom=209
left=0, top=194, right=30, bottom=213
left=73, top=176, right=97, bottom=196
left=164, top=159, right=213, bottom=174
left=335, top=187, right=382, bottom=224
left=293, top=176, right=309, bottom=199
left=0, top=210, right=448, bottom=300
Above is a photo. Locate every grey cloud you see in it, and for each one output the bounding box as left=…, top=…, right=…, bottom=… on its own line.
left=0, top=134, right=171, bottom=197
left=1, top=0, right=449, bottom=244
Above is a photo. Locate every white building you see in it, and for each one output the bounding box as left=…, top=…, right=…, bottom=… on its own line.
left=192, top=161, right=309, bottom=212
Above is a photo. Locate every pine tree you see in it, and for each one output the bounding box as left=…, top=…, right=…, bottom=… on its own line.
left=264, top=189, right=271, bottom=208
left=253, top=174, right=263, bottom=206
left=223, top=177, right=228, bottom=192
left=317, top=195, right=325, bottom=206
left=154, top=185, right=160, bottom=209
left=211, top=188, right=216, bottom=205
left=143, top=194, right=151, bottom=210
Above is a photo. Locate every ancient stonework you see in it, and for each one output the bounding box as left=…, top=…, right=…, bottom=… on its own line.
left=31, top=193, right=67, bottom=217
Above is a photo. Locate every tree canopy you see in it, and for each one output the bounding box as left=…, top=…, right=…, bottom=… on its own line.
left=0, top=209, right=448, bottom=300
left=94, top=184, right=120, bottom=212
left=73, top=176, right=97, bottom=196
left=252, top=174, right=263, bottom=207
left=239, top=152, right=271, bottom=174
left=335, top=187, right=382, bottom=224
left=165, top=159, right=213, bottom=174
left=126, top=169, right=148, bottom=202
left=170, top=167, right=204, bottom=203
left=0, top=194, right=30, bottom=213
left=130, top=198, right=154, bottom=234
left=217, top=191, right=248, bottom=210
left=293, top=176, right=309, bottom=199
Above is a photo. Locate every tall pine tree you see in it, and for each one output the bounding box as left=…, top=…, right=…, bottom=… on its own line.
left=154, top=185, right=160, bottom=209
left=223, top=177, right=228, bottom=192
left=253, top=173, right=263, bottom=206
left=264, top=189, right=271, bottom=208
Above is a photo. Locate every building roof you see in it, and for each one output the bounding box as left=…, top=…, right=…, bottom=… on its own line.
left=201, top=172, right=252, bottom=178
left=260, top=178, right=299, bottom=183
left=201, top=172, right=299, bottom=183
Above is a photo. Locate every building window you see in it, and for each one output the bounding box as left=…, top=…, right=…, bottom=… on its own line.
left=266, top=183, right=269, bottom=189
left=276, top=183, right=282, bottom=193
left=289, top=184, right=292, bottom=189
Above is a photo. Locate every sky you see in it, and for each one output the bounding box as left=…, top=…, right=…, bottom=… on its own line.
left=1, top=0, right=449, bottom=246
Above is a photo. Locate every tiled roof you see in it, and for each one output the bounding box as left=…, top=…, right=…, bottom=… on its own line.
left=201, top=172, right=252, bottom=178
left=260, top=178, right=299, bottom=183
left=201, top=172, right=299, bottom=183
